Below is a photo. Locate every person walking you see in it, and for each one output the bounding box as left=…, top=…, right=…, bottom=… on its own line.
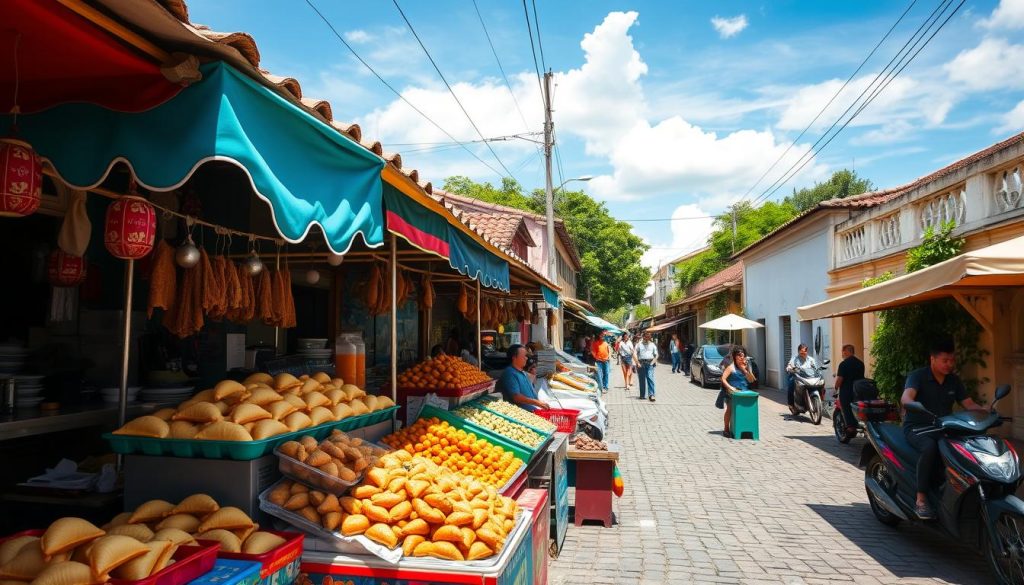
left=669, top=333, right=682, bottom=373
left=636, top=331, right=659, bottom=402
left=719, top=345, right=756, bottom=438
left=683, top=341, right=695, bottom=376
left=834, top=344, right=866, bottom=437
left=617, top=332, right=637, bottom=389
left=591, top=332, right=612, bottom=393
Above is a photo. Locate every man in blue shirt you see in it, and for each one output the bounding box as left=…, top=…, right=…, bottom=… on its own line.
left=498, top=344, right=546, bottom=411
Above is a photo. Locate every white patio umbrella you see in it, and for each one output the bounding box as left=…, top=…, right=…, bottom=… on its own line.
left=698, top=313, right=764, bottom=344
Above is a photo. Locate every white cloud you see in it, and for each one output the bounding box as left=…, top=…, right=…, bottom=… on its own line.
left=639, top=204, right=715, bottom=269
left=945, top=37, right=1024, bottom=91
left=711, top=15, right=749, bottom=39
left=343, top=29, right=373, bottom=44
left=1003, top=100, right=1024, bottom=128
left=980, top=0, right=1024, bottom=29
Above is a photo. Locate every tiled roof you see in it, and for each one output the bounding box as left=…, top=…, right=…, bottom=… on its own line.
left=688, top=261, right=743, bottom=298
left=460, top=212, right=536, bottom=249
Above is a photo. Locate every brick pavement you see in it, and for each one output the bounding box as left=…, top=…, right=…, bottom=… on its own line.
left=548, top=365, right=993, bottom=585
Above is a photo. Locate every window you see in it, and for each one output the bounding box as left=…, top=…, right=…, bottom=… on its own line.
left=995, top=166, right=1022, bottom=213
left=919, top=189, right=965, bottom=233
left=877, top=213, right=900, bottom=250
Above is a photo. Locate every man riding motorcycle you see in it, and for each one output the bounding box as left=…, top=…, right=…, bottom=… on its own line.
left=786, top=343, right=818, bottom=416
left=901, top=337, right=985, bottom=519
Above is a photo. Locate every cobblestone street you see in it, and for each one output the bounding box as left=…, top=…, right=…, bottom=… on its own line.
left=549, top=365, right=991, bottom=585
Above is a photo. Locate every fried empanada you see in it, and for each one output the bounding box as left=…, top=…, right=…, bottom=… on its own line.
left=111, top=540, right=175, bottom=581
left=0, top=541, right=45, bottom=580
left=246, top=388, right=284, bottom=407
left=172, top=402, right=222, bottom=424
left=282, top=412, right=312, bottom=433
left=243, top=373, right=274, bottom=386
left=347, top=399, right=369, bottom=416
left=196, top=507, right=253, bottom=533
left=129, top=500, right=174, bottom=524
left=323, top=389, right=346, bottom=406
left=307, top=406, right=333, bottom=427
left=178, top=389, right=215, bottom=409
left=194, top=530, right=240, bottom=553
left=101, top=513, right=132, bottom=532
left=112, top=416, right=170, bottom=439
left=250, top=419, right=290, bottom=440
left=168, top=421, right=198, bottom=439
left=240, top=532, right=286, bottom=555
left=282, top=394, right=307, bottom=411
left=194, top=421, right=253, bottom=442
left=303, top=392, right=330, bottom=410
left=264, top=401, right=296, bottom=421
left=105, top=524, right=153, bottom=543
left=273, top=373, right=301, bottom=392
left=376, top=395, right=395, bottom=409
left=340, top=515, right=369, bottom=536
left=466, top=540, right=494, bottom=561
left=362, top=395, right=379, bottom=412
left=151, top=408, right=177, bottom=422
left=0, top=536, right=38, bottom=566
left=363, top=523, right=397, bottom=549
left=298, top=379, right=321, bottom=396
left=430, top=525, right=463, bottom=544
left=171, top=494, right=219, bottom=517
left=30, top=561, right=98, bottom=585
left=87, top=535, right=149, bottom=581
left=213, top=380, right=247, bottom=402
left=341, top=385, right=365, bottom=400
left=230, top=403, right=272, bottom=425
left=155, top=514, right=199, bottom=533
left=41, top=518, right=105, bottom=558
left=150, top=529, right=195, bottom=547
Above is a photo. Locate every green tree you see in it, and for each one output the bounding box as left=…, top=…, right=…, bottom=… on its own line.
left=867, top=222, right=987, bottom=401
left=784, top=169, right=873, bottom=212
left=602, top=306, right=629, bottom=327
left=633, top=304, right=653, bottom=320
left=442, top=177, right=650, bottom=313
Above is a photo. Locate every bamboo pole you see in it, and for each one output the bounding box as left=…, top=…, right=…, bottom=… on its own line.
left=118, top=260, right=135, bottom=428
left=390, top=235, right=398, bottom=431
left=476, top=280, right=482, bottom=371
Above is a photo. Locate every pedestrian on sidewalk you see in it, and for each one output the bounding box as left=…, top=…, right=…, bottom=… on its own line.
left=636, top=331, right=659, bottom=402
left=617, top=332, right=636, bottom=388
left=719, top=345, right=756, bottom=438
left=669, top=333, right=682, bottom=373
left=834, top=344, right=865, bottom=436
left=683, top=341, right=695, bottom=375
left=591, top=332, right=612, bottom=393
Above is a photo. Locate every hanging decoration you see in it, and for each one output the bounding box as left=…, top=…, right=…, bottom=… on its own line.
left=327, top=252, right=344, bottom=267
left=47, top=248, right=86, bottom=287
left=1, top=36, right=40, bottom=218
left=244, top=237, right=263, bottom=276
left=175, top=217, right=200, bottom=268
left=104, top=196, right=156, bottom=259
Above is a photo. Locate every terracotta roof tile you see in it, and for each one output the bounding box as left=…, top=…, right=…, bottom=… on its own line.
left=461, top=212, right=536, bottom=248
left=687, top=261, right=743, bottom=298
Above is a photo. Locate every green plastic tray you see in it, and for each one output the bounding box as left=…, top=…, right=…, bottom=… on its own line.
left=471, top=399, right=557, bottom=438
left=451, top=402, right=552, bottom=453
left=103, top=406, right=398, bottom=461
left=418, top=404, right=532, bottom=462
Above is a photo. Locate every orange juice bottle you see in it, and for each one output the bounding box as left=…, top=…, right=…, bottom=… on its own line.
left=334, top=334, right=357, bottom=385
left=353, top=333, right=366, bottom=389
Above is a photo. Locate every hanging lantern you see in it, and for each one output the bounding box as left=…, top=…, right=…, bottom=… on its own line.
left=0, top=138, right=42, bottom=217
left=327, top=253, right=344, bottom=267
left=47, top=249, right=87, bottom=287
left=104, top=197, right=157, bottom=259
left=306, top=268, right=321, bottom=285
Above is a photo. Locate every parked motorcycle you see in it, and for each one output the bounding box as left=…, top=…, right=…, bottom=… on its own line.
left=788, top=359, right=830, bottom=425
left=834, top=378, right=883, bottom=444
left=859, top=384, right=1024, bottom=584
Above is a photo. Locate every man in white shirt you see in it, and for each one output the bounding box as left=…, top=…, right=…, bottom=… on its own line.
left=636, top=331, right=659, bottom=402
left=785, top=343, right=817, bottom=412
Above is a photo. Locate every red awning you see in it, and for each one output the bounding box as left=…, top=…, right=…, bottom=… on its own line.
left=0, top=0, right=183, bottom=113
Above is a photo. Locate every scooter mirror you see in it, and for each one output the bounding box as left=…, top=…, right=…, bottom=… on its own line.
left=995, top=384, right=1012, bottom=401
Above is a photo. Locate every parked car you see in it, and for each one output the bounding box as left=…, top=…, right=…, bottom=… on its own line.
left=689, top=344, right=760, bottom=389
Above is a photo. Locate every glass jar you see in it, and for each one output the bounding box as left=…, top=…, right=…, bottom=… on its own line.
left=351, top=333, right=366, bottom=390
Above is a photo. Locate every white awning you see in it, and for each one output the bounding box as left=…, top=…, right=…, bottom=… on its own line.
left=798, top=234, right=1024, bottom=322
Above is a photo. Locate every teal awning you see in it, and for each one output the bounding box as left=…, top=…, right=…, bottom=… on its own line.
left=447, top=225, right=510, bottom=292
left=1, top=62, right=384, bottom=254
left=586, top=315, right=623, bottom=334
left=541, top=285, right=560, bottom=308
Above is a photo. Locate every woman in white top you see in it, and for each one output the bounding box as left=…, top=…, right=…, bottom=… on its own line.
left=617, top=332, right=637, bottom=388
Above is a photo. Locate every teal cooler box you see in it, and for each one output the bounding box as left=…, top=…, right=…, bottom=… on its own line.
left=188, top=560, right=261, bottom=585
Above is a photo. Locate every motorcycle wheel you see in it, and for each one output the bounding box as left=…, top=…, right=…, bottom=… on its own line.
left=865, top=455, right=901, bottom=527
left=833, top=409, right=852, bottom=444
left=810, top=395, right=823, bottom=425
left=985, top=511, right=1024, bottom=585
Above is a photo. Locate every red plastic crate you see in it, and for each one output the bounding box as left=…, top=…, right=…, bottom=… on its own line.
left=218, top=530, right=303, bottom=582
left=535, top=408, right=580, bottom=433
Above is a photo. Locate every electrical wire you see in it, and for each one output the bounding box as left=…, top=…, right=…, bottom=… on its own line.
left=737, top=0, right=919, bottom=206
left=521, top=0, right=545, bottom=97
left=472, top=0, right=532, bottom=133
left=302, top=0, right=506, bottom=178
left=753, top=0, right=964, bottom=205
left=530, top=0, right=548, bottom=73
left=391, top=0, right=520, bottom=181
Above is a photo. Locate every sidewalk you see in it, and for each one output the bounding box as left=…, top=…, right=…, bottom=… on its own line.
left=548, top=365, right=987, bottom=584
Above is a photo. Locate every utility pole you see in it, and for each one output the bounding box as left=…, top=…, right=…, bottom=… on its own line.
left=731, top=206, right=737, bottom=254
left=543, top=70, right=556, bottom=285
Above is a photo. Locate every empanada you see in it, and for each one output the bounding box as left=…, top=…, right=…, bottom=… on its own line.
left=282, top=394, right=307, bottom=411
left=0, top=541, right=45, bottom=580
left=101, top=513, right=132, bottom=531
left=194, top=421, right=253, bottom=442
left=246, top=388, right=284, bottom=407
left=240, top=532, right=285, bottom=555
left=250, top=419, right=290, bottom=440
left=194, top=530, right=240, bottom=553
left=363, top=523, right=397, bottom=549
left=282, top=412, right=312, bottom=433
left=150, top=529, right=195, bottom=547
left=362, top=396, right=379, bottom=412
left=430, top=525, right=463, bottom=544
left=0, top=536, right=38, bottom=566
left=229, top=403, right=272, bottom=425
left=105, top=524, right=153, bottom=543
left=308, top=406, right=333, bottom=427
left=466, top=540, right=493, bottom=561
left=196, top=507, right=253, bottom=533
left=111, top=540, right=175, bottom=581
left=303, top=392, right=330, bottom=410
left=423, top=541, right=463, bottom=561
left=87, top=535, right=149, bottom=580
left=298, top=379, right=321, bottom=396
left=41, top=518, right=105, bottom=558
left=172, top=402, right=222, bottom=424
left=151, top=408, right=177, bottom=422
left=243, top=373, right=273, bottom=386
left=312, top=372, right=332, bottom=385
left=168, top=421, right=198, bottom=439
left=113, top=416, right=169, bottom=439
left=342, top=385, right=366, bottom=400
left=273, top=373, right=302, bottom=392
left=347, top=399, right=369, bottom=416
left=155, top=514, right=199, bottom=533
left=213, top=380, right=247, bottom=402
left=30, top=561, right=98, bottom=585
left=323, top=389, right=346, bottom=406
left=172, top=493, right=220, bottom=517
left=340, top=515, right=369, bottom=536
left=376, top=396, right=395, bottom=409
left=265, top=401, right=296, bottom=421
left=129, top=500, right=175, bottom=524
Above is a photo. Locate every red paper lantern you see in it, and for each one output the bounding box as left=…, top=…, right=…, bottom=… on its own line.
left=104, top=196, right=157, bottom=259
left=48, top=249, right=87, bottom=287
left=0, top=137, right=42, bottom=217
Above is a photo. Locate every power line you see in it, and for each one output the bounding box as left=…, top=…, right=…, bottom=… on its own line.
left=530, top=0, right=548, bottom=73
left=752, top=0, right=962, bottom=206
left=302, top=0, right=505, bottom=178
left=471, top=0, right=531, bottom=133
left=521, top=0, right=544, bottom=98
left=386, top=132, right=542, bottom=147
left=391, top=0, right=519, bottom=180
left=737, top=0, right=919, bottom=206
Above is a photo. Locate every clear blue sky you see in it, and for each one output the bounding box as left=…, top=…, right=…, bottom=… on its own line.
left=189, top=0, right=1023, bottom=267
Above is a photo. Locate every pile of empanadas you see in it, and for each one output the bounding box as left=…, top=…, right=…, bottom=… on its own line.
left=113, top=372, right=395, bottom=441
left=278, top=431, right=388, bottom=494
left=265, top=449, right=519, bottom=561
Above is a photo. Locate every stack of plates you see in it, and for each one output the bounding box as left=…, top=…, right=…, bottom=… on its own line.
left=13, top=374, right=45, bottom=408
left=0, top=344, right=27, bottom=375
left=140, top=386, right=195, bottom=404
left=298, top=348, right=333, bottom=359
left=100, top=386, right=141, bottom=404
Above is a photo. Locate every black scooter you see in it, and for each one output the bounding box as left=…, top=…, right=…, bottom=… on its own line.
left=859, top=384, right=1024, bottom=584
left=788, top=360, right=830, bottom=425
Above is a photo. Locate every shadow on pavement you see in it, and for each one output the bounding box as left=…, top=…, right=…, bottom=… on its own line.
left=785, top=434, right=862, bottom=466
left=807, top=502, right=989, bottom=581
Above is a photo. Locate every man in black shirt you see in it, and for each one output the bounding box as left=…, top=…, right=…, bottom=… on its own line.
left=835, top=344, right=865, bottom=435
left=902, top=338, right=983, bottom=519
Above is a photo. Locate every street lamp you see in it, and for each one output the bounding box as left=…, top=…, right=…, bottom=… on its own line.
left=546, top=175, right=591, bottom=283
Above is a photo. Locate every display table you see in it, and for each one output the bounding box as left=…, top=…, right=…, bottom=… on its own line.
left=566, top=444, right=619, bottom=528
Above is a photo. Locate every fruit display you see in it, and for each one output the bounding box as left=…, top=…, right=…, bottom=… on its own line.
left=112, top=372, right=394, bottom=441
left=264, top=449, right=519, bottom=561
left=277, top=431, right=390, bottom=494
left=396, top=355, right=491, bottom=391
left=380, top=418, right=523, bottom=488
left=481, top=400, right=557, bottom=433
left=451, top=406, right=545, bottom=448
left=0, top=495, right=287, bottom=584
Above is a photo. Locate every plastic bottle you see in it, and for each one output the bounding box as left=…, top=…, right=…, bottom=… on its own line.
left=334, top=334, right=357, bottom=386
left=352, top=332, right=366, bottom=390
